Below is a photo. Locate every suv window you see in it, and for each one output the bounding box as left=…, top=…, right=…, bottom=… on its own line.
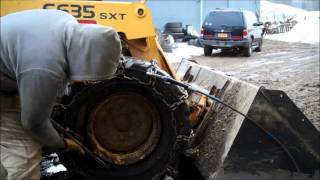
left=204, top=11, right=244, bottom=27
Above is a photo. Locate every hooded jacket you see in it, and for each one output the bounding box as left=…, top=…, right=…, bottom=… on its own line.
left=0, top=9, right=121, bottom=148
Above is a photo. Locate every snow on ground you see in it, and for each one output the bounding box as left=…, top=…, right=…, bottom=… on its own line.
left=262, top=1, right=320, bottom=44
left=42, top=153, right=67, bottom=175
left=164, top=0, right=319, bottom=64
left=265, top=11, right=320, bottom=44
left=45, top=164, right=67, bottom=173
left=164, top=43, right=203, bottom=63
left=260, top=0, right=307, bottom=23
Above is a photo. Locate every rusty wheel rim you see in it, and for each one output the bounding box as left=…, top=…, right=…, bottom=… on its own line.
left=88, top=92, right=161, bottom=165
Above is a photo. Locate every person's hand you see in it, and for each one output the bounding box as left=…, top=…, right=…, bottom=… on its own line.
left=64, top=138, right=85, bottom=155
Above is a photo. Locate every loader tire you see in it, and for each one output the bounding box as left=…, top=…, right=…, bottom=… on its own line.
left=56, top=59, right=190, bottom=180
left=166, top=22, right=182, bottom=28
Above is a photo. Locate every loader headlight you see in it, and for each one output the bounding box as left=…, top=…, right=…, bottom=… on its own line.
left=136, top=7, right=146, bottom=17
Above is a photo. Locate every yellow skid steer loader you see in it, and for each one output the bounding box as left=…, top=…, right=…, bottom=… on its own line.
left=1, top=0, right=319, bottom=180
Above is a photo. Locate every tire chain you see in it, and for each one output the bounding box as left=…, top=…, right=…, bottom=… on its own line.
left=56, top=57, right=188, bottom=111
left=52, top=57, right=192, bottom=179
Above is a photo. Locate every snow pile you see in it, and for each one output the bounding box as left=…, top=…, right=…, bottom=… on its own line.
left=266, top=11, right=319, bottom=44
left=42, top=153, right=67, bottom=175
left=164, top=43, right=203, bottom=63
left=261, top=1, right=320, bottom=44
left=260, top=0, right=307, bottom=23
left=45, top=164, right=67, bottom=173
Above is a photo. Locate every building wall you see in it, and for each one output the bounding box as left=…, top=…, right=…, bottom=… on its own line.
left=146, top=0, right=200, bottom=30
left=107, top=0, right=260, bottom=31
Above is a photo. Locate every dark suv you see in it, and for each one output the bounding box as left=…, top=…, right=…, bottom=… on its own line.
left=200, top=9, right=263, bottom=57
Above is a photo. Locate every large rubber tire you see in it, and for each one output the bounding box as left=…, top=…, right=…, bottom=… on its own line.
left=165, top=27, right=183, bottom=33
left=244, top=44, right=252, bottom=57
left=255, top=39, right=262, bottom=52
left=204, top=45, right=213, bottom=56
left=56, top=59, right=190, bottom=180
left=166, top=22, right=182, bottom=28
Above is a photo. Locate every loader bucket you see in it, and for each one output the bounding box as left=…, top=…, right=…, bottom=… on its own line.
left=175, top=59, right=320, bottom=180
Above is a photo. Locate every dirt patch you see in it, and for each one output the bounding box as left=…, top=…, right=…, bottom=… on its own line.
left=192, top=40, right=320, bottom=129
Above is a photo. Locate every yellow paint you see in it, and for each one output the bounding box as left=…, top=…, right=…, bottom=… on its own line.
left=0, top=0, right=178, bottom=78
left=1, top=0, right=154, bottom=40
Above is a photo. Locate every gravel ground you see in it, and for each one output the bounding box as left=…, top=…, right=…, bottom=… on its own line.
left=191, top=39, right=320, bottom=129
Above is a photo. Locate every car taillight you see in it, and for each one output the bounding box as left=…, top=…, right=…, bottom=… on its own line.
left=243, top=29, right=248, bottom=39
left=231, top=35, right=242, bottom=40
left=201, top=28, right=211, bottom=35
left=201, top=28, right=213, bottom=39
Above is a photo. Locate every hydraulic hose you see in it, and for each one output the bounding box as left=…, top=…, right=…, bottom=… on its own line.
left=146, top=71, right=301, bottom=177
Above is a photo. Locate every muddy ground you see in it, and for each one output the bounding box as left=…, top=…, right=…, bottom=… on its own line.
left=191, top=39, right=320, bottom=129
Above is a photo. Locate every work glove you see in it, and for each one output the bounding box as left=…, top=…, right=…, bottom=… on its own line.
left=63, top=138, right=85, bottom=155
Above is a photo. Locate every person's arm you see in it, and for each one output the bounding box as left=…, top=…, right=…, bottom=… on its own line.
left=18, top=69, right=65, bottom=149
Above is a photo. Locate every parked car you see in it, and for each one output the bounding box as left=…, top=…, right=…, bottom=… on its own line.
left=200, top=9, right=263, bottom=57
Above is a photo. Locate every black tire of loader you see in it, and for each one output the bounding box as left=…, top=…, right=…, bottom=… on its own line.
left=58, top=61, right=190, bottom=180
